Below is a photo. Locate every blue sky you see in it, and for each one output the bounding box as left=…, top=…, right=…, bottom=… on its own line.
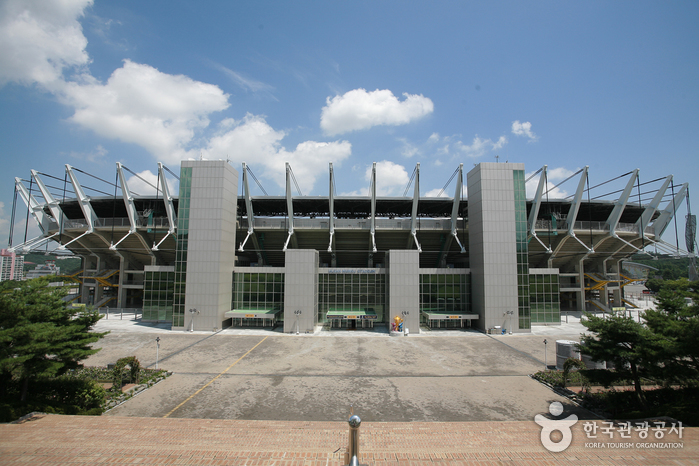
left=1, top=0, right=697, bottom=251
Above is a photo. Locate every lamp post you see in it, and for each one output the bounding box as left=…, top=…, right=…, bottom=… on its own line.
left=543, top=339, right=548, bottom=371
left=294, top=309, right=302, bottom=334
left=155, top=337, right=160, bottom=370
left=188, top=308, right=199, bottom=332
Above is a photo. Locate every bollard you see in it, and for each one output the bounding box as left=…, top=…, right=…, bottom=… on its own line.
left=344, top=407, right=366, bottom=466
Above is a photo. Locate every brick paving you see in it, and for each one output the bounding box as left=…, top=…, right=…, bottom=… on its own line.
left=0, top=414, right=696, bottom=465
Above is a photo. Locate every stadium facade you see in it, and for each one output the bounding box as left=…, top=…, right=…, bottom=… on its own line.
left=10, top=160, right=691, bottom=334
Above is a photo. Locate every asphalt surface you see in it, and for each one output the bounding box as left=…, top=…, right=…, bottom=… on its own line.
left=85, top=316, right=602, bottom=423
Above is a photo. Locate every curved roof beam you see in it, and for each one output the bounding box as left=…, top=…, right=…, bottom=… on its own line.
left=31, top=170, right=64, bottom=228
left=450, top=163, right=465, bottom=253
left=9, top=177, right=60, bottom=252
left=282, top=162, right=298, bottom=251
left=111, top=164, right=155, bottom=262
left=437, top=164, right=465, bottom=267
left=153, top=162, right=178, bottom=251
left=651, top=182, right=688, bottom=238
left=328, top=163, right=336, bottom=253
left=14, top=177, right=50, bottom=235
left=110, top=163, right=138, bottom=249
left=551, top=167, right=592, bottom=259
left=238, top=162, right=264, bottom=264
left=635, top=175, right=672, bottom=238
left=528, top=165, right=551, bottom=253
left=370, top=162, right=377, bottom=253
left=605, top=168, right=639, bottom=234
left=406, top=163, right=422, bottom=252
left=58, top=165, right=97, bottom=250
left=593, top=168, right=639, bottom=252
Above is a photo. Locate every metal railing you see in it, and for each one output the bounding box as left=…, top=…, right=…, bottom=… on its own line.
left=100, top=307, right=142, bottom=320
left=534, top=219, right=650, bottom=234
left=95, top=217, right=170, bottom=228
left=240, top=217, right=463, bottom=231
left=51, top=217, right=171, bottom=230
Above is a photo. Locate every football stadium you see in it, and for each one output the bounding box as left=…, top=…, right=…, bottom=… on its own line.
left=9, top=160, right=693, bottom=334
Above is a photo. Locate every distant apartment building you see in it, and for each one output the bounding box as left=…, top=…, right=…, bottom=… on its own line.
left=0, top=249, right=24, bottom=281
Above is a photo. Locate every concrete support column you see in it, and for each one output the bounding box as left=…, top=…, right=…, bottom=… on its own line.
left=117, top=256, right=126, bottom=308
left=182, top=160, right=239, bottom=331
left=387, top=250, right=420, bottom=333
left=576, top=259, right=586, bottom=312
left=283, top=249, right=319, bottom=333
left=610, top=260, right=622, bottom=308
left=467, top=163, right=524, bottom=332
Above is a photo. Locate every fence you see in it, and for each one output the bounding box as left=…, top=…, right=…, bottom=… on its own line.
left=100, top=307, right=142, bottom=320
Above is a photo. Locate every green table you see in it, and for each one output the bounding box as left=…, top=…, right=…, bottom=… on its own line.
left=420, top=310, right=479, bottom=328
left=326, top=308, right=377, bottom=329
left=225, top=308, right=282, bottom=327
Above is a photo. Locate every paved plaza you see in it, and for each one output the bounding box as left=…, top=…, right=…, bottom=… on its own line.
left=2, top=304, right=697, bottom=465
left=0, top=413, right=696, bottom=465
left=84, top=315, right=593, bottom=422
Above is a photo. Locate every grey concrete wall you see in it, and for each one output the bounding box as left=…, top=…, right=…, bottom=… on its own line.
left=387, top=250, right=420, bottom=333
left=182, top=160, right=238, bottom=331
left=467, top=163, right=522, bottom=332
left=284, top=249, right=318, bottom=333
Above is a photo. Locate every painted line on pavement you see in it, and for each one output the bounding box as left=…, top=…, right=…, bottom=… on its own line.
left=163, top=336, right=269, bottom=418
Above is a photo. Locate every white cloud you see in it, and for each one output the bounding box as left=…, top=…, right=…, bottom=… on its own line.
left=0, top=0, right=92, bottom=87
left=320, top=88, right=434, bottom=136
left=525, top=167, right=575, bottom=198
left=548, top=167, right=576, bottom=180
left=512, top=120, right=538, bottom=141
left=424, top=188, right=449, bottom=198
left=340, top=161, right=409, bottom=197
left=126, top=170, right=177, bottom=197
left=68, top=144, right=108, bottom=163
left=372, top=161, right=410, bottom=196
left=455, top=135, right=508, bottom=158
left=210, top=61, right=277, bottom=99
left=60, top=60, right=230, bottom=164
left=204, top=114, right=351, bottom=194
left=493, top=135, right=508, bottom=150
left=398, top=138, right=419, bottom=158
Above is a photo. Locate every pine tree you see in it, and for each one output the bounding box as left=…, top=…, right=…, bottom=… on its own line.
left=0, top=277, right=107, bottom=401
left=644, top=279, right=699, bottom=385
left=578, top=313, right=666, bottom=409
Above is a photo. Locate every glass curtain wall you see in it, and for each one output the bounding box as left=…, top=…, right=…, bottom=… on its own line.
left=514, top=169, right=531, bottom=330
left=318, top=273, right=386, bottom=323
left=143, top=270, right=175, bottom=322
left=232, top=272, right=285, bottom=317
left=529, top=272, right=560, bottom=324
left=172, top=167, right=192, bottom=327
left=419, top=274, right=470, bottom=313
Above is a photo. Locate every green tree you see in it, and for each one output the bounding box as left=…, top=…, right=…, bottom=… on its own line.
left=562, top=357, right=587, bottom=389
left=578, top=313, right=665, bottom=409
left=644, top=278, right=699, bottom=385
left=0, top=277, right=107, bottom=401
left=645, top=278, right=663, bottom=293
